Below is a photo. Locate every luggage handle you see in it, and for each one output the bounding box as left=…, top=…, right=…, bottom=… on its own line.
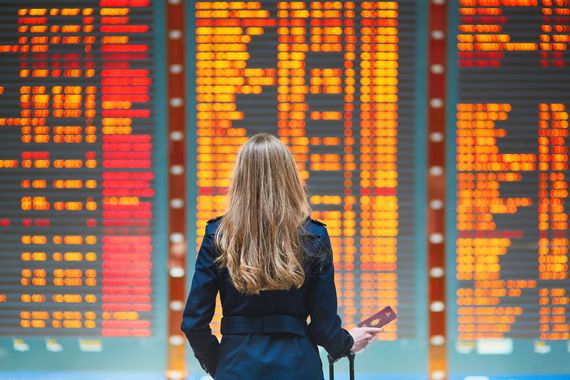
left=327, top=351, right=355, bottom=380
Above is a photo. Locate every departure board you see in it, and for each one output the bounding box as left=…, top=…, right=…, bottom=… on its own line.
left=0, top=0, right=167, bottom=373
left=448, top=1, right=570, bottom=377
left=190, top=1, right=427, bottom=374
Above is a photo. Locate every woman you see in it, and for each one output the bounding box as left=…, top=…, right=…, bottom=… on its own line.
left=181, top=133, right=382, bottom=379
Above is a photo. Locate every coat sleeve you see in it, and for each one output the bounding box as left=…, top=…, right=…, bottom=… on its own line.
left=306, top=227, right=354, bottom=361
left=180, top=226, right=220, bottom=376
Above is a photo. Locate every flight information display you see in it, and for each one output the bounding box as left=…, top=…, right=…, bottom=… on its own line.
left=4, top=0, right=569, bottom=378
left=0, top=0, right=167, bottom=373
left=190, top=2, right=426, bottom=373
left=448, top=1, right=570, bottom=377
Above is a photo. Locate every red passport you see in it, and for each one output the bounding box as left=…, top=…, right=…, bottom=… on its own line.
left=357, top=306, right=397, bottom=328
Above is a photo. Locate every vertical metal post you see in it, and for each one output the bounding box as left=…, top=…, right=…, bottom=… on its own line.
left=166, top=0, right=188, bottom=379
left=427, top=1, right=449, bottom=380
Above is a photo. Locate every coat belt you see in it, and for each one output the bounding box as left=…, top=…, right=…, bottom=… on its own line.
left=221, top=315, right=307, bottom=336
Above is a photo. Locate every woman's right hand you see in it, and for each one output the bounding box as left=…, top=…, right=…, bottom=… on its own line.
left=348, top=326, right=384, bottom=353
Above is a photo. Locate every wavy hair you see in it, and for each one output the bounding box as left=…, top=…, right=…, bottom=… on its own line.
left=213, top=133, right=311, bottom=294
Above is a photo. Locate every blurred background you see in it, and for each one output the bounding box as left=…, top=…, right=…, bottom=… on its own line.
left=0, top=0, right=568, bottom=379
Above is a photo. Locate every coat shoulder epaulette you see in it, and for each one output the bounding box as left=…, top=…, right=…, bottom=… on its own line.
left=206, top=215, right=223, bottom=224
left=310, top=218, right=326, bottom=226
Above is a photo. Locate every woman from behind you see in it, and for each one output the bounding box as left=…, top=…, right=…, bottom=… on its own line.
left=181, top=133, right=381, bottom=379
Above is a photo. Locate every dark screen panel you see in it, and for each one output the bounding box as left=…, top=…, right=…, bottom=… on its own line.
left=0, top=0, right=167, bottom=372
left=193, top=0, right=419, bottom=338
left=448, top=1, right=570, bottom=377
left=189, top=0, right=428, bottom=377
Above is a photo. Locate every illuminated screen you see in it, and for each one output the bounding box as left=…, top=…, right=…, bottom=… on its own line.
left=447, top=1, right=570, bottom=378
left=0, top=0, right=567, bottom=379
left=0, top=0, right=167, bottom=374
left=188, top=0, right=428, bottom=377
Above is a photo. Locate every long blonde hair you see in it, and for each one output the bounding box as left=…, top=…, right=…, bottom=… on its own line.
left=214, top=133, right=311, bottom=294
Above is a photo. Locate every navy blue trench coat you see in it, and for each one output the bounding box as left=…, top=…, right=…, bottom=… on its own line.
left=180, top=216, right=354, bottom=380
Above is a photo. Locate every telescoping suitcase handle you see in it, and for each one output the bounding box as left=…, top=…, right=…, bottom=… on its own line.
left=327, top=351, right=355, bottom=380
